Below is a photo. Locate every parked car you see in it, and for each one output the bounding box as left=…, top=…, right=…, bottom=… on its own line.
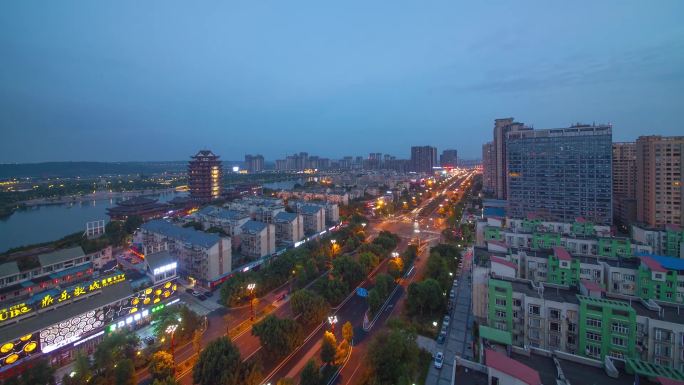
left=144, top=336, right=155, bottom=346
left=442, top=315, right=451, bottom=328
left=436, top=332, right=446, bottom=344
left=192, top=291, right=201, bottom=297
left=197, top=294, right=207, bottom=301
left=434, top=352, right=444, bottom=369
left=185, top=288, right=194, bottom=294
left=449, top=290, right=455, bottom=299
left=204, top=291, right=214, bottom=298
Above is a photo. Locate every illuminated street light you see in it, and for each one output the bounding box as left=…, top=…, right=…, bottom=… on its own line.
left=432, top=321, right=438, bottom=327
left=247, top=283, right=256, bottom=320
left=328, top=315, right=338, bottom=333
left=166, top=324, right=179, bottom=375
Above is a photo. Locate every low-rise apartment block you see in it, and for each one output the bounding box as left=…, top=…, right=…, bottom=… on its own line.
left=239, top=220, right=276, bottom=258
left=136, top=220, right=231, bottom=289
left=299, top=204, right=325, bottom=234
left=273, top=212, right=304, bottom=246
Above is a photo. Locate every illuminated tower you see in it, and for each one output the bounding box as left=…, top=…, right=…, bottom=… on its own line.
left=188, top=150, right=222, bottom=202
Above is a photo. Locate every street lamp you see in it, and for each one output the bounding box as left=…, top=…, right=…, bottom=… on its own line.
left=328, top=315, right=338, bottom=333
left=165, top=324, right=178, bottom=375
left=247, top=283, right=256, bottom=320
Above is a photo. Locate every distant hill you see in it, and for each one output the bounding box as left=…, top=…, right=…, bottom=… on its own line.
left=0, top=161, right=190, bottom=179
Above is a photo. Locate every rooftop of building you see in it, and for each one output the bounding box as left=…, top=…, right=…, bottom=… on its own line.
left=145, top=250, right=176, bottom=271
left=300, top=205, right=324, bottom=215
left=0, top=261, right=20, bottom=278
left=191, top=149, right=219, bottom=159
left=0, top=279, right=133, bottom=343
left=485, top=349, right=542, bottom=385
left=274, top=211, right=299, bottom=223
left=37, top=246, right=85, bottom=267
left=500, top=275, right=684, bottom=323
left=198, top=206, right=248, bottom=220
left=241, top=220, right=268, bottom=233
left=113, top=196, right=159, bottom=207
left=637, top=253, right=684, bottom=272
left=141, top=220, right=222, bottom=249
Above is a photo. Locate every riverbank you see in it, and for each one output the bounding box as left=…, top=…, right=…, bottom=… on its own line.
left=18, top=187, right=178, bottom=207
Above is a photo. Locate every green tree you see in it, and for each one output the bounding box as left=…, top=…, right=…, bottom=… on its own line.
left=93, top=331, right=139, bottom=376
left=300, top=359, right=322, bottom=385
left=14, top=359, right=55, bottom=385
left=124, top=215, right=144, bottom=234
left=374, top=273, right=394, bottom=300
left=192, top=337, right=243, bottom=385
left=368, top=288, right=382, bottom=316
left=358, top=252, right=380, bottom=275
left=335, top=339, right=350, bottom=364
left=252, top=315, right=303, bottom=358
left=113, top=358, right=136, bottom=385
left=290, top=289, right=329, bottom=326
left=342, top=321, right=354, bottom=344
left=332, top=255, right=364, bottom=288
left=406, top=278, right=444, bottom=317
left=149, top=351, right=175, bottom=381
left=387, top=257, right=404, bottom=280
left=321, top=331, right=337, bottom=365
left=321, top=277, right=348, bottom=304
left=366, top=327, right=419, bottom=385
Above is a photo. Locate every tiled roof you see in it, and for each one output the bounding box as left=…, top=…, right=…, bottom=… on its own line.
left=491, top=256, right=517, bottom=270
left=640, top=256, right=667, bottom=273
left=485, top=349, right=541, bottom=385
left=274, top=212, right=298, bottom=223
left=38, top=246, right=86, bottom=267
left=141, top=220, right=221, bottom=249
left=300, top=205, right=323, bottom=215
left=581, top=279, right=604, bottom=292
left=241, top=220, right=268, bottom=233
left=552, top=246, right=572, bottom=261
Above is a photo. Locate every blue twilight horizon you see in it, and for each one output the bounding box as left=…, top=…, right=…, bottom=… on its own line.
left=1, top=0, right=683, bottom=163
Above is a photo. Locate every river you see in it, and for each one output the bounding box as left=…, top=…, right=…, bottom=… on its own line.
left=0, top=191, right=185, bottom=253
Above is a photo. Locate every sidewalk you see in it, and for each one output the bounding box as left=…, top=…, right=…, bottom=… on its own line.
left=425, top=247, right=473, bottom=385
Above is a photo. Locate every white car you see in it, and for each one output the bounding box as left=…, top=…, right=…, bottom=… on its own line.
left=442, top=315, right=451, bottom=328
left=434, top=352, right=444, bottom=369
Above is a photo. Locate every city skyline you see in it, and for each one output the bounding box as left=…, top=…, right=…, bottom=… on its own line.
left=2, top=1, right=683, bottom=162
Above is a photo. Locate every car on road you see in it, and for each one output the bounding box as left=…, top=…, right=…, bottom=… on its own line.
left=442, top=315, right=450, bottom=328
left=449, top=289, right=455, bottom=299
left=192, top=291, right=201, bottom=297
left=197, top=294, right=207, bottom=301
left=436, top=332, right=446, bottom=344
left=144, top=336, right=155, bottom=346
left=434, top=352, right=444, bottom=369
left=204, top=291, right=213, bottom=298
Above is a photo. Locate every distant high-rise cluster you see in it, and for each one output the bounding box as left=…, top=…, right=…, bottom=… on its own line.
left=188, top=149, right=222, bottom=202
left=482, top=117, right=684, bottom=229
left=440, top=149, right=458, bottom=168
left=410, top=146, right=437, bottom=173
left=244, top=154, right=264, bottom=173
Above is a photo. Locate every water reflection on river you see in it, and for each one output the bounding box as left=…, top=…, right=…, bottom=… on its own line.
left=0, top=191, right=185, bottom=253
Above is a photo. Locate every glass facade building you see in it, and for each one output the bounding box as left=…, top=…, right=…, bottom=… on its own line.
left=506, top=125, right=613, bottom=225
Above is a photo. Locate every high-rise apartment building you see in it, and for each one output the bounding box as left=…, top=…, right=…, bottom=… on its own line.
left=636, top=136, right=684, bottom=227
left=188, top=150, right=222, bottom=202
left=410, top=145, right=437, bottom=173
left=482, top=141, right=495, bottom=194
left=244, top=154, right=264, bottom=173
left=440, top=149, right=458, bottom=168
left=507, top=124, right=613, bottom=225
left=493, top=118, right=531, bottom=199
left=613, top=142, right=637, bottom=226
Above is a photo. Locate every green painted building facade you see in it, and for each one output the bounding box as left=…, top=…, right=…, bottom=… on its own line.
left=597, top=238, right=632, bottom=258
left=488, top=279, right=513, bottom=331
left=637, top=264, right=682, bottom=304
left=665, top=227, right=684, bottom=257
left=485, top=226, right=503, bottom=242
left=547, top=255, right=580, bottom=286
left=532, top=232, right=561, bottom=250
left=578, top=296, right=636, bottom=361
left=571, top=220, right=596, bottom=237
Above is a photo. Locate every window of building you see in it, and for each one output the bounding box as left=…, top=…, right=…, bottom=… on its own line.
left=529, top=305, right=540, bottom=316
left=612, top=322, right=629, bottom=335
left=495, top=298, right=507, bottom=306
left=612, top=336, right=626, bottom=347
left=495, top=310, right=507, bottom=319
left=586, top=344, right=601, bottom=358
left=586, top=332, right=602, bottom=342
left=586, top=318, right=602, bottom=328
left=550, top=322, right=561, bottom=332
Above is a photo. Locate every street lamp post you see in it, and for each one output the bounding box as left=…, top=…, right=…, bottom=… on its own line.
left=247, top=283, right=256, bottom=320
left=165, top=324, right=178, bottom=375
left=328, top=315, right=338, bottom=334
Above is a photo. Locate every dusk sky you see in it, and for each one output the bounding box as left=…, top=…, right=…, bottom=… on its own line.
left=2, top=1, right=683, bottom=163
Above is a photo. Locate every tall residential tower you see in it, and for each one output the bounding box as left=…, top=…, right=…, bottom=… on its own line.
left=506, top=124, right=613, bottom=225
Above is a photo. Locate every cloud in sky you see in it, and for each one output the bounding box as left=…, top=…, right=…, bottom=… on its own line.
left=1, top=0, right=683, bottom=162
